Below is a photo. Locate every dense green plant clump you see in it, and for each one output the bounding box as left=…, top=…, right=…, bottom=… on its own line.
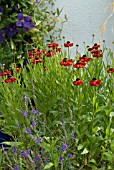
left=0, top=0, right=66, bottom=69
left=0, top=41, right=114, bottom=169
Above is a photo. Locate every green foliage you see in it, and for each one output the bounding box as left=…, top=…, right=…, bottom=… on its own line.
left=0, top=0, right=67, bottom=69
left=0, top=43, right=114, bottom=169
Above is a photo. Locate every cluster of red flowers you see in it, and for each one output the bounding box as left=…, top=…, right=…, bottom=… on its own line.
left=73, top=78, right=101, bottom=86
left=1, top=41, right=113, bottom=84
left=88, top=43, right=102, bottom=58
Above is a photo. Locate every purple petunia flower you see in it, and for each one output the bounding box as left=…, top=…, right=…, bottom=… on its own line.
left=16, top=21, right=23, bottom=27
left=17, top=13, right=23, bottom=20
left=8, top=29, right=18, bottom=37
left=61, top=143, right=68, bottom=151
left=24, top=16, right=32, bottom=22
left=31, top=121, right=36, bottom=126
left=26, top=128, right=31, bottom=134
left=14, top=165, right=19, bottom=170
left=22, top=110, right=27, bottom=117
left=59, top=156, right=64, bottom=163
left=68, top=153, right=72, bottom=158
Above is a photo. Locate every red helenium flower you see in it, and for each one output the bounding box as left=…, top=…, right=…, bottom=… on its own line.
left=73, top=60, right=86, bottom=68
left=107, top=68, right=114, bottom=73
left=60, top=58, right=73, bottom=66
left=0, top=70, right=12, bottom=76
left=43, top=67, right=48, bottom=71
left=47, top=43, right=59, bottom=48
left=64, top=41, right=73, bottom=47
left=4, top=77, right=16, bottom=83
left=46, top=50, right=54, bottom=57
left=73, top=78, right=83, bottom=86
left=31, top=58, right=42, bottom=64
left=79, top=55, right=92, bottom=62
left=92, top=43, right=100, bottom=49
left=56, top=48, right=61, bottom=52
left=89, top=78, right=101, bottom=86
left=16, top=67, right=20, bottom=72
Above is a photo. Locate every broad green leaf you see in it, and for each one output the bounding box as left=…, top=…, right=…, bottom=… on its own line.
left=44, top=162, right=54, bottom=169
left=81, top=148, right=89, bottom=154
left=1, top=142, right=22, bottom=146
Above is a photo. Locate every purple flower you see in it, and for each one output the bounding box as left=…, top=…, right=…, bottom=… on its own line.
left=23, top=96, right=27, bottom=101
left=14, top=165, right=19, bottom=170
left=16, top=21, right=23, bottom=27
left=59, top=156, right=64, bottom=164
left=8, top=29, right=18, bottom=37
left=22, top=110, right=27, bottom=117
left=0, top=32, right=5, bottom=43
left=26, top=128, right=31, bottom=134
left=36, top=137, right=42, bottom=144
left=61, top=143, right=68, bottom=151
left=17, top=13, right=23, bottom=20
left=33, top=154, right=40, bottom=162
left=26, top=149, right=31, bottom=154
left=24, top=16, right=32, bottom=22
left=31, top=121, right=36, bottom=126
left=71, top=131, right=75, bottom=139
left=12, top=146, right=17, bottom=153
left=36, top=0, right=39, bottom=4
left=0, top=7, right=3, bottom=13
left=32, top=109, right=40, bottom=115
left=68, top=153, right=72, bottom=158
left=20, top=151, right=28, bottom=158
left=23, top=59, right=28, bottom=65
left=45, top=157, right=49, bottom=163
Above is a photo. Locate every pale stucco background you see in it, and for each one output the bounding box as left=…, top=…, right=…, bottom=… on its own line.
left=55, top=0, right=114, bottom=56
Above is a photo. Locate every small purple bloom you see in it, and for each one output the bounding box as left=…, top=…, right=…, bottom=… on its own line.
left=68, top=153, right=72, bottom=158
left=71, top=131, right=75, bottom=139
left=26, top=149, right=31, bottom=154
left=16, top=21, right=23, bottom=27
left=0, top=7, right=3, bottom=13
left=23, top=59, right=28, bottom=65
left=32, top=109, right=40, bottom=115
left=61, top=143, right=68, bottom=151
left=36, top=0, right=39, bottom=4
left=31, top=121, right=36, bottom=126
left=12, top=146, right=17, bottom=153
left=59, top=156, right=64, bottom=163
left=33, top=154, right=40, bottom=162
left=14, top=165, right=19, bottom=170
left=26, top=128, right=31, bottom=134
left=36, top=137, right=42, bottom=144
left=8, top=29, right=18, bottom=37
left=23, top=96, right=27, bottom=101
left=20, top=151, right=27, bottom=158
left=0, top=32, right=5, bottom=43
left=24, top=16, right=32, bottom=22
left=22, top=110, right=27, bottom=117
left=45, top=157, right=49, bottom=163
left=17, top=13, right=23, bottom=20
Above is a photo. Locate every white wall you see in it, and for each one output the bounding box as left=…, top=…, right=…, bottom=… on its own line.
left=55, top=0, right=114, bottom=56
